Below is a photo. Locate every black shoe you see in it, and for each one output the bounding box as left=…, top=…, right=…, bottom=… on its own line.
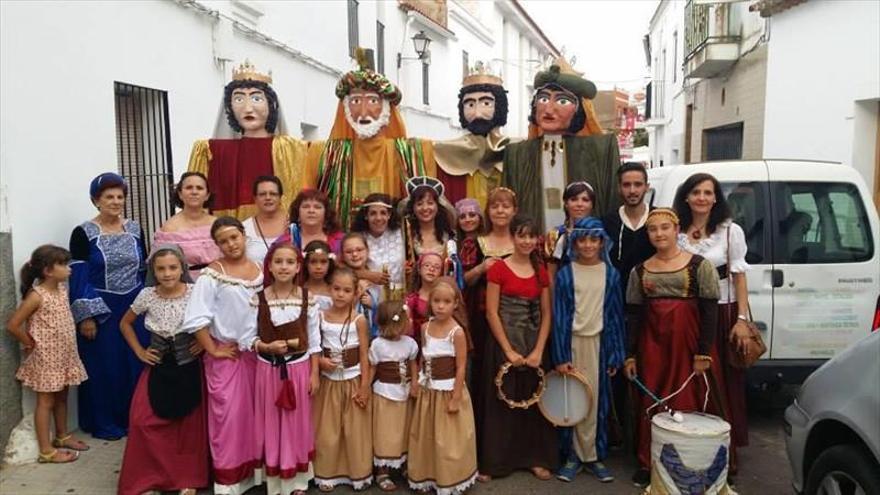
left=632, top=468, right=650, bottom=488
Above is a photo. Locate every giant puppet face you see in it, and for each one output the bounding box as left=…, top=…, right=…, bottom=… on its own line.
left=223, top=80, right=279, bottom=136
left=533, top=86, right=580, bottom=135
left=343, top=89, right=391, bottom=140
left=457, top=83, right=509, bottom=137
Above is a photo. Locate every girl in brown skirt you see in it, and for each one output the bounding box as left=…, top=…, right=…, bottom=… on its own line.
left=369, top=301, right=420, bottom=491
left=312, top=267, right=373, bottom=491
left=408, top=278, right=477, bottom=494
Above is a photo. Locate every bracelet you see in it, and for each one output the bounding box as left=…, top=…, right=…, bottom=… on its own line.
left=737, top=314, right=749, bottom=322
left=624, top=357, right=636, bottom=365
left=693, top=354, right=713, bottom=363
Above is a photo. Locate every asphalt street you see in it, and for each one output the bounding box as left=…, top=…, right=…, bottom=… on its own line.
left=0, top=408, right=791, bottom=494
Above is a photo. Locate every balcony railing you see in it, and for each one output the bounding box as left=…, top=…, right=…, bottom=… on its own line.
left=683, top=0, right=741, bottom=78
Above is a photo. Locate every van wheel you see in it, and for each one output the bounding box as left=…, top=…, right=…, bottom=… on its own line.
left=805, top=444, right=880, bottom=495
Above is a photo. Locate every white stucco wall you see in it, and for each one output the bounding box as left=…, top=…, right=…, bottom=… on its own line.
left=763, top=0, right=880, bottom=191
left=646, top=0, right=686, bottom=167
left=0, top=0, right=554, bottom=277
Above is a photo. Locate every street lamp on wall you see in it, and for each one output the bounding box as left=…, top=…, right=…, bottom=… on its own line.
left=397, top=30, right=432, bottom=68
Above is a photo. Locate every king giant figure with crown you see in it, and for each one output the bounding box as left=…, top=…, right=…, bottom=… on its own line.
left=304, top=49, right=436, bottom=227
left=434, top=61, right=511, bottom=208
left=188, top=60, right=308, bottom=219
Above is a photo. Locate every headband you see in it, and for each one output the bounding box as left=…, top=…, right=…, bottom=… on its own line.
left=565, top=181, right=594, bottom=193
left=646, top=207, right=680, bottom=225
left=360, top=201, right=393, bottom=210
left=489, top=186, right=517, bottom=199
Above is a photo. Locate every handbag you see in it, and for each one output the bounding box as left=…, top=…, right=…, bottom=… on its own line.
left=725, top=224, right=767, bottom=369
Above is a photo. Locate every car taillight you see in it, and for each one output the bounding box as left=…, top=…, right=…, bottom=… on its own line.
left=873, top=295, right=880, bottom=332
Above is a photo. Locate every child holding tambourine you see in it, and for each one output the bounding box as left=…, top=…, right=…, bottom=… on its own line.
left=550, top=216, right=626, bottom=483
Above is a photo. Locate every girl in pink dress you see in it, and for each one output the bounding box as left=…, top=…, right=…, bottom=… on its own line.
left=8, top=245, right=88, bottom=464
left=181, top=217, right=263, bottom=494
left=254, top=243, right=321, bottom=495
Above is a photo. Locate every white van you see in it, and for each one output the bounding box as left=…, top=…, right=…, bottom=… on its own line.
left=647, top=160, right=880, bottom=385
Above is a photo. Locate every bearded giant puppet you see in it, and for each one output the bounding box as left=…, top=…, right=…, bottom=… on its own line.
left=434, top=62, right=510, bottom=208
left=187, top=60, right=308, bottom=219
left=502, top=59, right=620, bottom=231
left=304, top=50, right=436, bottom=227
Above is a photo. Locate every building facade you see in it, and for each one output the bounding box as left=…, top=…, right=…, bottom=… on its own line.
left=758, top=0, right=880, bottom=209
left=645, top=0, right=768, bottom=167
left=0, top=0, right=558, bottom=452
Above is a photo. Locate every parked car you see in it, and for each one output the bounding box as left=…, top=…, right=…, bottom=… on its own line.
left=783, top=330, right=880, bottom=494
left=647, top=160, right=880, bottom=385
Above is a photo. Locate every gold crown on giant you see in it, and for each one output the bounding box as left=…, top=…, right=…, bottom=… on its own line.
left=232, top=59, right=273, bottom=84
left=463, top=61, right=503, bottom=87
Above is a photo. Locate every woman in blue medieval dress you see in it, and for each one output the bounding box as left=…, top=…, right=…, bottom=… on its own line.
left=68, top=172, right=147, bottom=440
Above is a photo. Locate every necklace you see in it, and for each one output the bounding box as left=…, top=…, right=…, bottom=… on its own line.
left=656, top=249, right=682, bottom=262
left=271, top=286, right=296, bottom=308
left=690, top=222, right=708, bottom=240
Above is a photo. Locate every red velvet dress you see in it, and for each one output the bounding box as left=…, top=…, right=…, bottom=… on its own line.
left=207, top=138, right=275, bottom=215
left=626, top=255, right=726, bottom=469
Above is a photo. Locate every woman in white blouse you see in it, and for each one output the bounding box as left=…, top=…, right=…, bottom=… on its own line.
left=673, top=172, right=751, bottom=479
left=350, top=193, right=406, bottom=301
left=242, top=176, right=290, bottom=265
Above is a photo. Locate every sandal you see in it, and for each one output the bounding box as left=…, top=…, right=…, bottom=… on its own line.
left=317, top=483, right=334, bottom=493
left=530, top=466, right=552, bottom=480
left=53, top=434, right=90, bottom=451
left=37, top=449, right=78, bottom=464
left=376, top=473, right=397, bottom=492
left=476, top=473, right=492, bottom=483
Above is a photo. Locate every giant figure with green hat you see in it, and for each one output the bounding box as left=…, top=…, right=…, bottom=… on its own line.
left=502, top=58, right=621, bottom=232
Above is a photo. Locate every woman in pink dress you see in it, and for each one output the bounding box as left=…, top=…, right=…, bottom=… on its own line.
left=153, top=172, right=220, bottom=279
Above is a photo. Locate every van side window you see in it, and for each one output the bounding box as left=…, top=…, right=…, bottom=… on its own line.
left=773, top=182, right=873, bottom=264
left=721, top=182, right=769, bottom=264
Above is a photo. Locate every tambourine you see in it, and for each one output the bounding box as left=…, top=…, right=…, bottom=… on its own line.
left=494, top=361, right=546, bottom=409
left=538, top=370, right=593, bottom=427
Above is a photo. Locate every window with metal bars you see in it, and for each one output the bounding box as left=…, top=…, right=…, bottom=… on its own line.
left=113, top=82, right=174, bottom=252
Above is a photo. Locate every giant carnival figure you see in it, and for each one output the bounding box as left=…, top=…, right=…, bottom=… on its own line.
left=503, top=58, right=620, bottom=231
left=435, top=62, right=511, bottom=208
left=304, top=49, right=436, bottom=227
left=188, top=60, right=308, bottom=219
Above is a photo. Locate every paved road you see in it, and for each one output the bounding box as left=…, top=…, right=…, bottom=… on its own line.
left=0, top=410, right=790, bottom=494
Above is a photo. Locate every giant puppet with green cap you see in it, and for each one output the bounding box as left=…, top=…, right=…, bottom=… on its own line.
left=187, top=60, right=308, bottom=219
left=502, top=58, right=620, bottom=232
left=303, top=48, right=436, bottom=228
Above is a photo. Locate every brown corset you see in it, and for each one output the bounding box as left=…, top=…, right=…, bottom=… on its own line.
left=375, top=361, right=409, bottom=384
left=322, top=347, right=360, bottom=368
left=423, top=356, right=456, bottom=381
left=257, top=287, right=309, bottom=354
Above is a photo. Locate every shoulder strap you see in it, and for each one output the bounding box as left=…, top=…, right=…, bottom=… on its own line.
left=215, top=260, right=227, bottom=275
left=447, top=325, right=461, bottom=341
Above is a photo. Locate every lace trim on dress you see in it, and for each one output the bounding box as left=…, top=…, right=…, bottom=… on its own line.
left=201, top=267, right=263, bottom=289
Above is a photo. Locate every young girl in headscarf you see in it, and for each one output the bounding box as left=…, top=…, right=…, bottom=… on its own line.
left=550, top=216, right=625, bottom=483
left=118, top=244, right=208, bottom=495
